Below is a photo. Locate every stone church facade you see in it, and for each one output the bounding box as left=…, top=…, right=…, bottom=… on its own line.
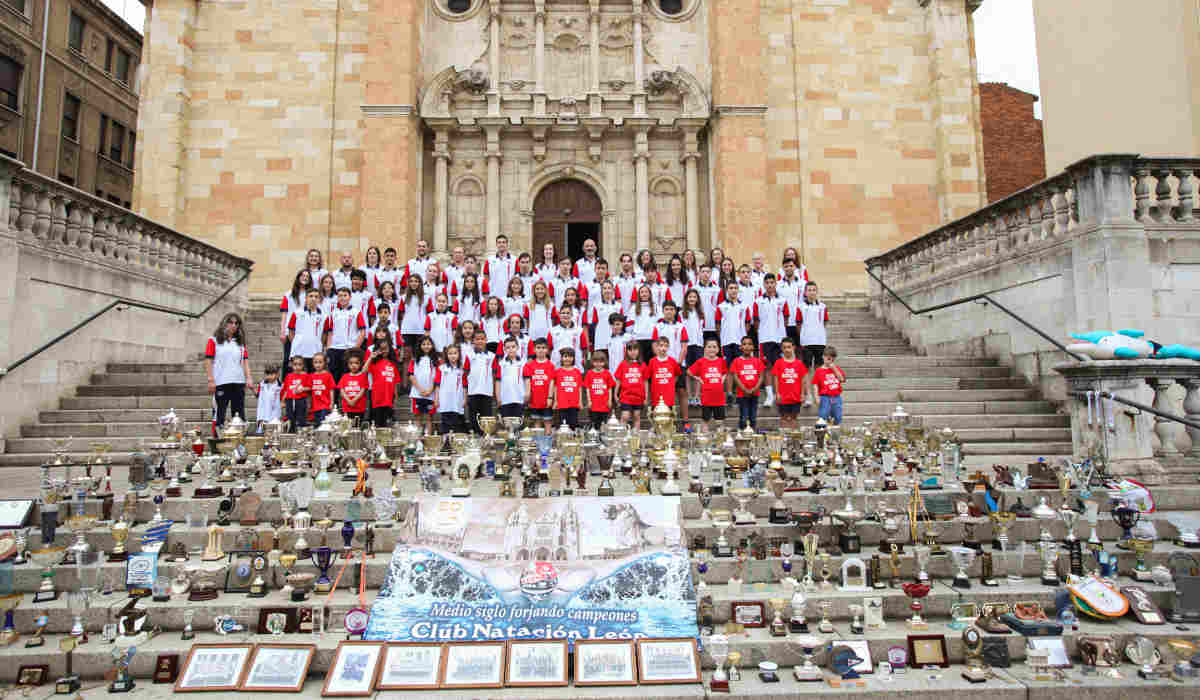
left=132, top=0, right=986, bottom=295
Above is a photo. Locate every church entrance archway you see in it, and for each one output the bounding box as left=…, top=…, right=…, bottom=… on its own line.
left=532, top=179, right=602, bottom=262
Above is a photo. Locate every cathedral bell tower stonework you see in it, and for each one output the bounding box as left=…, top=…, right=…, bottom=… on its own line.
left=133, top=0, right=985, bottom=295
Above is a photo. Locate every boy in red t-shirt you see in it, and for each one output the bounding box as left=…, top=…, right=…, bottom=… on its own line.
left=553, top=348, right=584, bottom=429
left=613, top=343, right=648, bottom=428
left=337, top=349, right=370, bottom=425
left=308, top=352, right=336, bottom=425
left=583, top=350, right=617, bottom=429
left=812, top=345, right=846, bottom=425
left=687, top=338, right=729, bottom=432
left=770, top=338, right=808, bottom=430
left=646, top=337, right=682, bottom=411
left=281, top=355, right=311, bottom=431
left=523, top=339, right=557, bottom=431
left=366, top=335, right=402, bottom=427
left=729, top=335, right=767, bottom=431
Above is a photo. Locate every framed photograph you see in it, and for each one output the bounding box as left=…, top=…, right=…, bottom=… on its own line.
left=636, top=638, right=701, bottom=685
left=504, top=639, right=568, bottom=687
left=574, top=639, right=638, bottom=687
left=322, top=641, right=384, bottom=697
left=240, top=644, right=315, bottom=692
left=730, top=600, right=766, bottom=628
left=834, top=639, right=873, bottom=674
left=907, top=634, right=949, bottom=669
left=376, top=643, right=445, bottom=690
left=153, top=655, right=179, bottom=684
left=16, top=665, right=47, bottom=687
left=257, top=607, right=298, bottom=635
left=1027, top=638, right=1072, bottom=668
left=175, top=643, right=254, bottom=692
left=439, top=641, right=506, bottom=689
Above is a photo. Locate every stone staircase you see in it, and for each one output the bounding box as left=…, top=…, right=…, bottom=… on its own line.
left=0, top=299, right=1073, bottom=467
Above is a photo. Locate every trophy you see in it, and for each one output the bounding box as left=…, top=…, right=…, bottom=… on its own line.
left=108, top=647, right=136, bottom=693
left=767, top=478, right=790, bottom=524
left=816, top=600, right=833, bottom=632
left=789, top=589, right=808, bottom=633
left=31, top=546, right=64, bottom=602
left=961, top=626, right=988, bottom=683
left=901, top=582, right=930, bottom=629
left=181, top=609, right=196, bottom=640
left=878, top=505, right=903, bottom=553
left=1032, top=496, right=1057, bottom=544
left=831, top=501, right=864, bottom=554
left=1039, top=541, right=1059, bottom=586
left=1130, top=538, right=1155, bottom=581
left=1084, top=500, right=1102, bottom=546
left=728, top=551, right=747, bottom=593
left=988, top=511, right=1015, bottom=551
left=1127, top=636, right=1161, bottom=680
left=914, top=545, right=931, bottom=583
left=849, top=603, right=864, bottom=635
left=108, top=519, right=130, bottom=562
left=709, top=633, right=730, bottom=692
left=1060, top=507, right=1083, bottom=577
left=1112, top=501, right=1140, bottom=547
left=729, top=487, right=757, bottom=525
left=713, top=519, right=734, bottom=558
left=949, top=546, right=976, bottom=588
left=0, top=593, right=19, bottom=647
left=801, top=533, right=819, bottom=591
left=769, top=598, right=788, bottom=637
left=792, top=635, right=824, bottom=681
left=312, top=546, right=334, bottom=592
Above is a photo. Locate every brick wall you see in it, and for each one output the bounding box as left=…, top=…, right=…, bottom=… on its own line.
left=979, top=82, right=1046, bottom=203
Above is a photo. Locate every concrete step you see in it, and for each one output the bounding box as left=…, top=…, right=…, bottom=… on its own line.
left=39, top=408, right=220, bottom=423
left=961, top=441, right=1073, bottom=455
left=62, top=396, right=217, bottom=410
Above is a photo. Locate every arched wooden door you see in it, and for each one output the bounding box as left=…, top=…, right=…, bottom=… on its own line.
left=532, top=179, right=602, bottom=261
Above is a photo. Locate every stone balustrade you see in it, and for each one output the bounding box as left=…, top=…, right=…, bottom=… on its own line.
left=4, top=159, right=252, bottom=292
left=1054, top=360, right=1200, bottom=484
left=864, top=153, right=1200, bottom=401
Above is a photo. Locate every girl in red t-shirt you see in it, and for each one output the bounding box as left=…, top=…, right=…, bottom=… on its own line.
left=366, top=332, right=401, bottom=427
left=583, top=350, right=617, bottom=429
left=337, top=349, right=370, bottom=425
left=613, top=343, right=649, bottom=429
left=281, top=355, right=311, bottom=431
left=687, top=338, right=729, bottom=432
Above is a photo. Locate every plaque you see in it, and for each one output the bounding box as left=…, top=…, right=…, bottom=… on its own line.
left=237, top=493, right=262, bottom=526
left=153, top=655, right=179, bottom=684
left=124, top=552, right=157, bottom=597
left=257, top=608, right=298, bottom=635
left=1120, top=586, right=1165, bottom=624
left=981, top=637, right=1010, bottom=668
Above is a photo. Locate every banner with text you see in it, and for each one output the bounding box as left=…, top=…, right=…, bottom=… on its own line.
left=365, top=495, right=697, bottom=643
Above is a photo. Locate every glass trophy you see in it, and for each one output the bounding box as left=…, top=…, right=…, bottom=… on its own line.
left=311, top=546, right=334, bottom=592
left=709, top=633, right=730, bottom=691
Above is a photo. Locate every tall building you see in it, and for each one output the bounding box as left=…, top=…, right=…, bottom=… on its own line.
left=0, top=0, right=141, bottom=206
left=978, top=82, right=1044, bottom=202
left=134, top=0, right=987, bottom=295
left=1034, top=0, right=1200, bottom=174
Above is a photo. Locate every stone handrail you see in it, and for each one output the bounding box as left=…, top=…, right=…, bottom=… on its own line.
left=2, top=155, right=253, bottom=290
left=866, top=153, right=1198, bottom=290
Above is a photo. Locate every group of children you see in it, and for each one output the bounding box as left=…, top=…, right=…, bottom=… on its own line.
left=250, top=240, right=847, bottom=435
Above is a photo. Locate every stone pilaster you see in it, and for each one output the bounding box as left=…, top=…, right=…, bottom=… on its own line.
left=132, top=0, right=197, bottom=228
left=362, top=0, right=424, bottom=259
left=925, top=0, right=987, bottom=222
left=709, top=0, right=768, bottom=256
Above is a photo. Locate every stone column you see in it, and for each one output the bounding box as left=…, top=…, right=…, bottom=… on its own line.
left=488, top=1, right=501, bottom=116
left=681, top=128, right=701, bottom=252
left=485, top=128, right=502, bottom=239
left=432, top=130, right=451, bottom=253
left=631, top=3, right=645, bottom=115
left=1185, top=379, right=1200, bottom=458
left=634, top=129, right=650, bottom=251
left=589, top=0, right=600, bottom=94
left=534, top=0, right=546, bottom=93
left=1150, top=378, right=1184, bottom=457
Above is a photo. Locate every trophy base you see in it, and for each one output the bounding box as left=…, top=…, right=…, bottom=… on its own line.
left=291, top=590, right=310, bottom=602
left=709, top=484, right=724, bottom=496
left=982, top=577, right=999, bottom=587
left=109, top=678, right=135, bottom=693
left=768, top=508, right=791, bottom=525
left=734, top=514, right=757, bottom=525
left=247, top=589, right=267, bottom=598
left=596, top=488, right=614, bottom=497
left=963, top=540, right=982, bottom=552
left=952, top=575, right=971, bottom=589
left=166, top=487, right=182, bottom=498
left=907, top=620, right=928, bottom=631
left=794, top=666, right=823, bottom=682
left=962, top=668, right=989, bottom=683
left=850, top=620, right=863, bottom=635
left=152, top=594, right=170, bottom=603
left=107, top=552, right=128, bottom=563
left=709, top=679, right=729, bottom=692
left=770, top=622, right=788, bottom=637
left=24, top=638, right=43, bottom=648
left=54, top=676, right=80, bottom=695
left=713, top=545, right=734, bottom=558
left=188, top=590, right=218, bottom=602
left=450, top=488, right=471, bottom=498
left=838, top=533, right=861, bottom=555
left=1041, top=574, right=1059, bottom=586
left=1138, top=668, right=1160, bottom=680
left=660, top=483, right=680, bottom=496
left=1132, top=569, right=1155, bottom=582
left=817, top=620, right=834, bottom=633
left=314, top=582, right=332, bottom=593
left=193, top=488, right=223, bottom=499
left=32, top=591, right=58, bottom=603
left=879, top=541, right=902, bottom=554
left=181, top=630, right=195, bottom=641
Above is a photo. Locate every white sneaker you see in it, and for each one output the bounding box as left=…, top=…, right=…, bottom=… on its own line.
left=803, top=398, right=813, bottom=408
left=762, top=395, right=774, bottom=408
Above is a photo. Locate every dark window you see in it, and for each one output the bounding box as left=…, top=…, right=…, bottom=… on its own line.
left=98, top=114, right=108, bottom=154
left=107, top=194, right=120, bottom=205
left=114, top=49, right=130, bottom=84
left=62, top=93, right=80, bottom=140
left=109, top=122, right=124, bottom=162
left=0, top=148, right=16, bottom=159
left=446, top=0, right=470, bottom=13
left=127, top=132, right=134, bottom=168
left=105, top=38, right=113, bottom=71
left=68, top=12, right=85, bottom=53
left=659, top=0, right=683, bottom=14
left=0, top=55, right=20, bottom=111
left=58, top=174, right=74, bottom=186
left=8, top=0, right=26, bottom=14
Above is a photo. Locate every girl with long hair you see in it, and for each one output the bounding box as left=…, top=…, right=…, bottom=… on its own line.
left=316, top=273, right=337, bottom=315
left=528, top=280, right=557, bottom=341
left=408, top=335, right=439, bottom=435
left=304, top=248, right=328, bottom=288
left=503, top=276, right=528, bottom=319
left=589, top=280, right=622, bottom=355
left=457, top=273, right=483, bottom=325
left=376, top=280, right=400, bottom=328
left=680, top=288, right=705, bottom=406
left=664, top=254, right=691, bottom=306
left=481, top=296, right=507, bottom=353
left=205, top=312, right=253, bottom=427
left=630, top=285, right=658, bottom=362
left=360, top=246, right=383, bottom=294
left=536, top=242, right=557, bottom=283
left=398, top=274, right=427, bottom=361
left=280, top=269, right=313, bottom=366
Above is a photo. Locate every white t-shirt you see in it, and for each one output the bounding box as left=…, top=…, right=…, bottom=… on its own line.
left=408, top=356, right=440, bottom=399
left=436, top=364, right=467, bottom=414
left=205, top=337, right=248, bottom=385
left=397, top=294, right=428, bottom=334
left=483, top=254, right=516, bottom=297
left=549, top=324, right=588, bottom=366
left=680, top=310, right=704, bottom=348
left=754, top=295, right=790, bottom=344
left=693, top=283, right=722, bottom=331
left=424, top=310, right=459, bottom=352
left=464, top=349, right=496, bottom=396
left=495, top=356, right=526, bottom=405
left=288, top=309, right=327, bottom=358
left=573, top=257, right=599, bottom=287
left=358, top=265, right=382, bottom=294
left=629, top=305, right=658, bottom=340
left=797, top=301, right=829, bottom=346
left=327, top=305, right=367, bottom=350
left=716, top=298, right=751, bottom=347
left=255, top=380, right=281, bottom=422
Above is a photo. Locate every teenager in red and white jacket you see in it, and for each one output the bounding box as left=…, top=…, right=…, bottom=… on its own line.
left=527, top=281, right=558, bottom=341
left=373, top=247, right=403, bottom=295
left=481, top=297, right=508, bottom=353
left=482, top=235, right=516, bottom=299
left=753, top=272, right=790, bottom=407
left=588, top=281, right=623, bottom=356
left=613, top=253, right=640, bottom=315
left=455, top=274, right=485, bottom=326
left=549, top=305, right=589, bottom=367
left=205, top=312, right=253, bottom=428
left=436, top=344, right=469, bottom=434
left=287, top=289, right=330, bottom=370
left=325, top=289, right=367, bottom=382
left=548, top=258, right=583, bottom=309
left=424, top=292, right=460, bottom=352
left=692, top=264, right=722, bottom=343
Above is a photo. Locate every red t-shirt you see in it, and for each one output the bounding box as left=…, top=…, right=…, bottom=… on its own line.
left=584, top=369, right=616, bottom=412
left=688, top=357, right=728, bottom=406
left=613, top=361, right=648, bottom=406
left=337, top=372, right=370, bottom=413
left=308, top=371, right=335, bottom=412
left=647, top=356, right=682, bottom=407
left=281, top=372, right=310, bottom=400
left=812, top=366, right=844, bottom=396
left=523, top=359, right=557, bottom=409
left=554, top=367, right=584, bottom=409
left=368, top=358, right=401, bottom=408
left=771, top=358, right=808, bottom=405
left=729, top=356, right=767, bottom=397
